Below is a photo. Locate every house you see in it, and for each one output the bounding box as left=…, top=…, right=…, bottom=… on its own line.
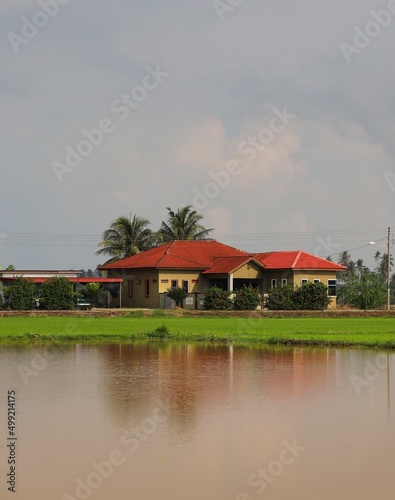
left=99, top=240, right=346, bottom=309
left=0, top=270, right=124, bottom=307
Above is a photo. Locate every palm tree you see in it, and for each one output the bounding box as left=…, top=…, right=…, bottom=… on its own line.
left=96, top=213, right=153, bottom=263
left=377, top=253, right=394, bottom=280
left=158, top=205, right=213, bottom=242
left=337, top=250, right=351, bottom=267
left=374, top=250, right=381, bottom=269
left=355, top=258, right=368, bottom=277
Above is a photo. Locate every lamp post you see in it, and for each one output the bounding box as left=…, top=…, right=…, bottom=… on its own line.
left=369, top=226, right=391, bottom=311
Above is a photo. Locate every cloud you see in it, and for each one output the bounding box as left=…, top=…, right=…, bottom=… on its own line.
left=0, top=0, right=394, bottom=269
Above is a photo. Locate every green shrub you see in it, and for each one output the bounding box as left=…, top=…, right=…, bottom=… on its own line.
left=203, top=286, right=232, bottom=310
left=166, top=286, right=187, bottom=308
left=293, top=282, right=331, bottom=310
left=266, top=282, right=330, bottom=310
left=41, top=277, right=75, bottom=310
left=8, top=277, right=36, bottom=310
left=233, top=284, right=261, bottom=310
left=265, top=284, right=295, bottom=310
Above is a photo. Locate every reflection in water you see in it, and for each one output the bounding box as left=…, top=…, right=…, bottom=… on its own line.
left=0, top=343, right=394, bottom=499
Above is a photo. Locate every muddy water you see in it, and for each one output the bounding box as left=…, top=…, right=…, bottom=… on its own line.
left=0, top=343, right=394, bottom=499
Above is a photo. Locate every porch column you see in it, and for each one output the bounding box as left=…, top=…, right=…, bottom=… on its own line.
left=228, top=273, right=234, bottom=292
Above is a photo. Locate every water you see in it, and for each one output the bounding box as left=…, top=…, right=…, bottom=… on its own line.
left=0, top=342, right=394, bottom=499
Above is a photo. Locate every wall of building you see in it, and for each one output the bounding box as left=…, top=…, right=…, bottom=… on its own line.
left=233, top=262, right=264, bottom=279
left=107, top=269, right=159, bottom=308
left=157, top=270, right=204, bottom=294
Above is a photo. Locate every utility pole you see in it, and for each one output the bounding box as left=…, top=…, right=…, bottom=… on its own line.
left=388, top=226, right=391, bottom=311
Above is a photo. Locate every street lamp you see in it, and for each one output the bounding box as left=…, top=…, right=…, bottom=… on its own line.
left=369, top=226, right=391, bottom=311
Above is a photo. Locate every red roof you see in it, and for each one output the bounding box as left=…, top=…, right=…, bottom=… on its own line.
left=202, top=256, right=264, bottom=275
left=100, top=240, right=248, bottom=270
left=0, top=277, right=123, bottom=284
left=253, top=251, right=346, bottom=271
left=100, top=241, right=345, bottom=274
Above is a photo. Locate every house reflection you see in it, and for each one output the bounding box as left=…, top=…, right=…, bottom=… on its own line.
left=97, top=343, right=339, bottom=429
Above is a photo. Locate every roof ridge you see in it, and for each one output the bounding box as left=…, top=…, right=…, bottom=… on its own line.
left=291, top=250, right=302, bottom=269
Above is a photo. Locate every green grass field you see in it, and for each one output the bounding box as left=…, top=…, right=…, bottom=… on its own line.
left=1, top=315, right=395, bottom=348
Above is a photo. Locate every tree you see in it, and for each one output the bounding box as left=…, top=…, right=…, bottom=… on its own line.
left=337, top=251, right=351, bottom=268
left=166, top=286, right=187, bottom=308
left=41, top=277, right=75, bottom=310
left=337, top=270, right=386, bottom=310
left=355, top=258, right=368, bottom=277
left=203, top=286, right=232, bottom=310
left=233, top=284, right=261, bottom=310
left=8, top=277, right=36, bottom=310
left=79, top=282, right=104, bottom=307
left=158, top=205, right=213, bottom=242
left=377, top=253, right=394, bottom=281
left=96, top=213, right=153, bottom=263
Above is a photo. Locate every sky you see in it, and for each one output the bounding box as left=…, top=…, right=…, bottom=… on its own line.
left=1, top=0, right=394, bottom=270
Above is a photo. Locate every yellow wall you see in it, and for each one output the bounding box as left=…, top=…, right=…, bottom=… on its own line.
left=107, top=268, right=159, bottom=308
left=233, top=261, right=264, bottom=279
left=158, top=270, right=205, bottom=293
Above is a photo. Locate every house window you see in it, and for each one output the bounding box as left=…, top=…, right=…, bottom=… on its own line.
left=301, top=279, right=308, bottom=285
left=313, top=279, right=320, bottom=284
left=271, top=279, right=277, bottom=289
left=171, top=279, right=178, bottom=288
left=182, top=280, right=189, bottom=293
left=328, top=279, right=337, bottom=297
left=161, top=279, right=169, bottom=283
left=281, top=279, right=287, bottom=286
left=145, top=279, right=150, bottom=297
left=128, top=280, right=133, bottom=298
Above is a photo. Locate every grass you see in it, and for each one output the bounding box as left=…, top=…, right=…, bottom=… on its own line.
left=0, top=315, right=395, bottom=348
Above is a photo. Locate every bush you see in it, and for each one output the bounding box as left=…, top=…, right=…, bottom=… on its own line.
left=233, top=284, right=261, bottom=310
left=203, top=286, right=232, bottom=310
left=265, top=285, right=295, bottom=310
left=266, top=282, right=330, bottom=310
left=41, top=277, right=75, bottom=310
left=293, top=282, right=331, bottom=310
left=8, top=277, right=36, bottom=310
left=166, top=286, right=187, bottom=308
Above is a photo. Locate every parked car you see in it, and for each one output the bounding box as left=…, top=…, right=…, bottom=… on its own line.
left=76, top=298, right=92, bottom=310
